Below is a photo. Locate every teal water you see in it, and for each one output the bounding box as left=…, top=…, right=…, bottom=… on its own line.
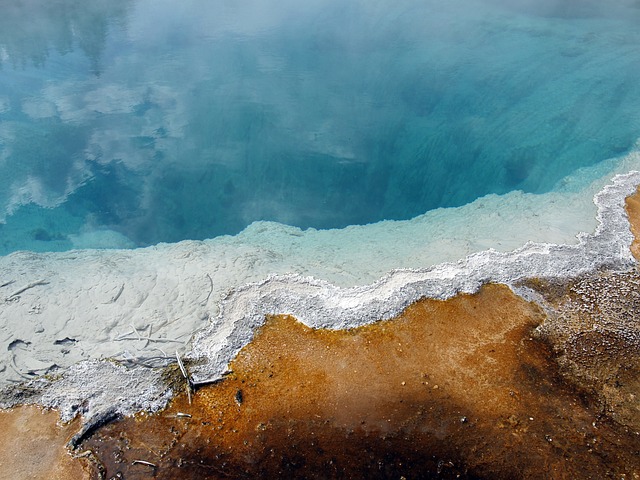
left=1, top=0, right=640, bottom=254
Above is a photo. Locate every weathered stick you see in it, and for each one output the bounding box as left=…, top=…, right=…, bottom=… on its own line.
left=110, top=284, right=125, bottom=303
left=7, top=279, right=49, bottom=299
left=176, top=351, right=193, bottom=404
left=200, top=273, right=214, bottom=306
left=114, top=335, right=182, bottom=344
left=132, top=460, right=157, bottom=468
left=144, top=325, right=152, bottom=348
left=175, top=351, right=189, bottom=380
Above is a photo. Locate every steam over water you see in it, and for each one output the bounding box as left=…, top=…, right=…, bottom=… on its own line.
left=3, top=0, right=640, bottom=430
left=1, top=0, right=640, bottom=254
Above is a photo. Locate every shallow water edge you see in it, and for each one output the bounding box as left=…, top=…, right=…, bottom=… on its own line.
left=0, top=168, right=639, bottom=426
left=2, top=221, right=640, bottom=477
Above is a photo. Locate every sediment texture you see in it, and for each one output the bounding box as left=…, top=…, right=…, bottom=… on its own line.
left=1, top=174, right=640, bottom=479
left=187, top=171, right=640, bottom=384
left=80, top=284, right=640, bottom=479
left=1, top=171, right=640, bottom=425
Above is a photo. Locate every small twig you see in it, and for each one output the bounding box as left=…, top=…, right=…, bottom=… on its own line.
left=0, top=280, right=15, bottom=289
left=131, top=323, right=142, bottom=342
left=114, top=327, right=180, bottom=345
left=156, top=347, right=168, bottom=357
left=114, top=328, right=136, bottom=341
left=145, top=325, right=152, bottom=348
left=189, top=370, right=233, bottom=387
left=175, top=412, right=192, bottom=418
left=132, top=460, right=157, bottom=468
left=110, top=284, right=124, bottom=303
left=114, top=335, right=183, bottom=344
left=115, top=355, right=175, bottom=368
left=176, top=351, right=193, bottom=404
left=200, top=273, right=214, bottom=306
left=7, top=279, right=49, bottom=299
left=175, top=351, right=189, bottom=379
left=136, top=355, right=175, bottom=362
left=73, top=450, right=94, bottom=459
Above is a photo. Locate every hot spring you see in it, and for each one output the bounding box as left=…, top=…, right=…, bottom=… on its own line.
left=1, top=0, right=640, bottom=256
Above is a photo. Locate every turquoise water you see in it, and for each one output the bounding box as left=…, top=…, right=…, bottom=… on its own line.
left=1, top=0, right=640, bottom=254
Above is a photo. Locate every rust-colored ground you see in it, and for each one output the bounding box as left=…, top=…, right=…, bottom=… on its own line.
left=626, top=186, right=640, bottom=260
left=0, top=406, right=92, bottom=480
left=2, top=187, right=640, bottom=479
left=81, top=284, right=640, bottom=479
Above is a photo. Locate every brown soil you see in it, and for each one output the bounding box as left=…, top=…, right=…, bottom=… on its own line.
left=81, top=284, right=640, bottom=479
left=0, top=406, right=93, bottom=480
left=626, top=186, right=640, bottom=261
left=4, top=189, right=640, bottom=479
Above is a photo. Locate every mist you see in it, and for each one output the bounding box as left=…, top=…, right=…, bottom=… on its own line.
left=1, top=0, right=640, bottom=253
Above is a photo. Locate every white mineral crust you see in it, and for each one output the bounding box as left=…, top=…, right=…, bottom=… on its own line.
left=0, top=168, right=639, bottom=425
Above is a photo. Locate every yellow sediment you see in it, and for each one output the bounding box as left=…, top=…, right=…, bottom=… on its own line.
left=0, top=406, right=92, bottom=480
left=625, top=186, right=640, bottom=260
left=3, top=188, right=640, bottom=479
left=81, top=284, right=640, bottom=478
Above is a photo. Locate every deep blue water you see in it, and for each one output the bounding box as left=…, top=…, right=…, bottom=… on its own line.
left=1, top=0, right=640, bottom=254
